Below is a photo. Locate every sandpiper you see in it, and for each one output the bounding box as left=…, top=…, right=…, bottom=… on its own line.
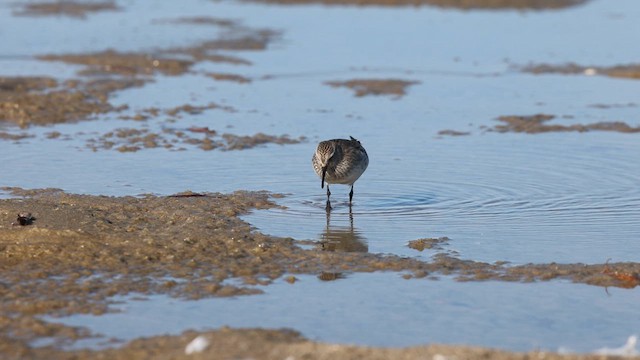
left=312, top=136, right=369, bottom=210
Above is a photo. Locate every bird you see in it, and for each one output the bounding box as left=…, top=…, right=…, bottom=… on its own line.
left=312, top=136, right=369, bottom=210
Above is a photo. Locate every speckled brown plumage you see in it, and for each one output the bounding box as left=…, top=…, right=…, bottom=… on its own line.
left=312, top=136, right=368, bottom=209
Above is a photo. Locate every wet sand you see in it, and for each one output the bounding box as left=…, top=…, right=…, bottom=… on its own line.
left=0, top=76, right=140, bottom=128
left=12, top=16, right=278, bottom=128
left=1, top=189, right=639, bottom=358
left=325, top=79, right=420, bottom=99
left=13, top=1, right=120, bottom=19
left=206, top=72, right=253, bottom=84
left=8, top=328, right=631, bottom=360
left=438, top=114, right=640, bottom=136
left=86, top=128, right=304, bottom=152
left=491, top=114, right=640, bottom=134
left=523, top=63, right=640, bottom=80
left=0, top=76, right=302, bottom=150
left=2, top=0, right=640, bottom=358
left=0, top=17, right=300, bottom=151
left=247, top=0, right=588, bottom=9
left=12, top=0, right=590, bottom=12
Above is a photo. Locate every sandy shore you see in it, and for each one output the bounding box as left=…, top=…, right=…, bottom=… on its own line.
left=0, top=188, right=638, bottom=358
left=2, top=1, right=640, bottom=358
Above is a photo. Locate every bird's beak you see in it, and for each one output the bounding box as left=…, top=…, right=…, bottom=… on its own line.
left=321, top=166, right=327, bottom=188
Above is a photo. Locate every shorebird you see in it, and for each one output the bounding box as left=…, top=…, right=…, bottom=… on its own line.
left=312, top=136, right=369, bottom=210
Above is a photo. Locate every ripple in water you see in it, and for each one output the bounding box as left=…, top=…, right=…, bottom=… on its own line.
left=245, top=142, right=640, bottom=265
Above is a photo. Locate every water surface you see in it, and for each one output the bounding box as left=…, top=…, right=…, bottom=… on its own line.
left=55, top=273, right=640, bottom=353
left=2, top=0, right=640, bottom=352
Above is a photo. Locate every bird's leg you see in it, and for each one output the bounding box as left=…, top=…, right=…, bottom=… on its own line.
left=349, top=185, right=354, bottom=205
left=349, top=204, right=353, bottom=227
left=325, top=185, right=332, bottom=211
left=321, top=166, right=327, bottom=189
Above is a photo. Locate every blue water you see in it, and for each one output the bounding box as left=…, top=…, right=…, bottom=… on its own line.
left=2, top=0, right=640, bottom=352
left=55, top=273, right=640, bottom=352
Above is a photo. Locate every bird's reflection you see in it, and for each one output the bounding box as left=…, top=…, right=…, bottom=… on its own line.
left=317, top=206, right=368, bottom=252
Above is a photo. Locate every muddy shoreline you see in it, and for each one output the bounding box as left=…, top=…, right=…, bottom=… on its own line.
left=246, top=0, right=589, bottom=9
left=2, top=1, right=639, bottom=358
left=12, top=0, right=591, bottom=12
left=9, top=328, right=633, bottom=360
left=438, top=113, right=640, bottom=136
left=523, top=62, right=640, bottom=80
left=0, top=17, right=305, bottom=152
left=326, top=78, right=420, bottom=98
left=0, top=188, right=638, bottom=358
left=13, top=1, right=120, bottom=19
left=0, top=17, right=278, bottom=130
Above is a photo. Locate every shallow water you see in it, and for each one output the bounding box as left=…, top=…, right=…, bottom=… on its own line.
left=53, top=273, right=640, bottom=353
left=245, top=131, right=640, bottom=264
left=2, top=0, right=640, bottom=352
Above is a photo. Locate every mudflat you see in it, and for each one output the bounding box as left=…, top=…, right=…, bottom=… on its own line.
left=1, top=188, right=638, bottom=358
